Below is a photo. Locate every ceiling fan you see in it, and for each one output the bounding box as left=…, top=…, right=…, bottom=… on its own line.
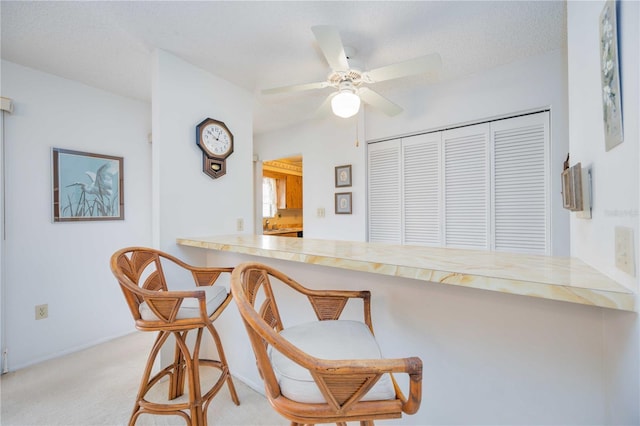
left=262, top=25, right=442, bottom=119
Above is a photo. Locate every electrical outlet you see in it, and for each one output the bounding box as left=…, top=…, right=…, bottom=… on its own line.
left=317, top=207, right=325, bottom=218
left=35, top=304, right=48, bottom=320
left=236, top=218, right=244, bottom=232
left=615, top=227, right=635, bottom=276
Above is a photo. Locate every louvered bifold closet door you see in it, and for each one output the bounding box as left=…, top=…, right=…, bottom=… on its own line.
left=443, top=123, right=490, bottom=249
left=491, top=112, right=549, bottom=254
left=402, top=133, right=441, bottom=245
left=368, top=139, right=401, bottom=243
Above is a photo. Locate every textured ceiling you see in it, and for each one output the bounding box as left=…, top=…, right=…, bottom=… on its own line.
left=1, top=1, right=566, bottom=134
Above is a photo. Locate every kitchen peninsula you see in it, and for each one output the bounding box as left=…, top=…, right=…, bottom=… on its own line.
left=177, top=234, right=637, bottom=423
left=177, top=234, right=634, bottom=311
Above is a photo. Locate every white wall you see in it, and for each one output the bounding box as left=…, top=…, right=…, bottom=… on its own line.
left=568, top=1, right=639, bottom=290
left=254, top=114, right=366, bottom=241
left=1, top=4, right=637, bottom=422
left=247, top=19, right=640, bottom=424
left=256, top=50, right=570, bottom=254
left=151, top=50, right=254, bottom=262
left=0, top=50, right=261, bottom=370
left=1, top=61, right=152, bottom=370
left=366, top=49, right=570, bottom=256
left=567, top=1, right=639, bottom=424
left=0, top=100, right=7, bottom=372
left=0, top=49, right=257, bottom=371
left=210, top=250, right=610, bottom=425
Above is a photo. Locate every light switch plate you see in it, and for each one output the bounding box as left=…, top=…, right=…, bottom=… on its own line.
left=615, top=226, right=635, bottom=276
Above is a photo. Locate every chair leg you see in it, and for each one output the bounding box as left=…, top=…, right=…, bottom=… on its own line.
left=206, top=321, right=240, bottom=405
left=130, top=331, right=171, bottom=424
left=129, top=325, right=241, bottom=426
left=360, top=421, right=375, bottom=426
left=174, top=329, right=206, bottom=426
left=169, top=332, right=186, bottom=400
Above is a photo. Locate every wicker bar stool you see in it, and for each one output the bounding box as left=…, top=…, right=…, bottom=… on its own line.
left=231, top=261, right=422, bottom=426
left=110, top=247, right=240, bottom=426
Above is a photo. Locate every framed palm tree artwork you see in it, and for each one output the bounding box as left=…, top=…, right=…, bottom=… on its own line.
left=52, top=148, right=124, bottom=222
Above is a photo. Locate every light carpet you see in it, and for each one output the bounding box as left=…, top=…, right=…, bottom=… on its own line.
left=0, top=331, right=286, bottom=426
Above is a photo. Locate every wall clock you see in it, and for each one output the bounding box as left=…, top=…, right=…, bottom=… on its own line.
left=196, top=117, right=234, bottom=179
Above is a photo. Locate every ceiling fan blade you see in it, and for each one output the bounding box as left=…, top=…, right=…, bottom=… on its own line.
left=363, top=53, right=442, bottom=83
left=262, top=81, right=330, bottom=95
left=311, top=25, right=350, bottom=71
left=314, top=93, right=335, bottom=119
left=358, top=87, right=403, bottom=116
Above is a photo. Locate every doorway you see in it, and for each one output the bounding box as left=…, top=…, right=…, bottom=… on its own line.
left=261, top=156, right=303, bottom=237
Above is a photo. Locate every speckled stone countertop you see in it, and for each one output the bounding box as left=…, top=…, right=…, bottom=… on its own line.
left=262, top=227, right=302, bottom=235
left=177, top=235, right=636, bottom=312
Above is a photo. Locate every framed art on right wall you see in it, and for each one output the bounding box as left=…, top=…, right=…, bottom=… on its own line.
left=599, top=0, right=623, bottom=151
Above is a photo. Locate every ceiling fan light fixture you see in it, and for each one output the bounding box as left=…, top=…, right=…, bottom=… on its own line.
left=331, top=89, right=360, bottom=118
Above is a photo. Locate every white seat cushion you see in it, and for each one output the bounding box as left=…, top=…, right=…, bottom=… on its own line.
left=139, top=285, right=228, bottom=321
left=269, top=320, right=396, bottom=404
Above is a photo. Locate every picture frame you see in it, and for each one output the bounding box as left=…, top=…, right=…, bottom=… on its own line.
left=335, top=192, right=352, bottom=214
left=570, top=163, right=583, bottom=211
left=53, top=148, right=124, bottom=222
left=335, top=164, right=352, bottom=187
left=561, top=168, right=572, bottom=210
left=561, top=162, right=584, bottom=212
left=599, top=0, right=623, bottom=151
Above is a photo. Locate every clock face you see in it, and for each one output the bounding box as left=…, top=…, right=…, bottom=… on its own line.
left=197, top=118, right=234, bottom=161
left=202, top=124, right=232, bottom=157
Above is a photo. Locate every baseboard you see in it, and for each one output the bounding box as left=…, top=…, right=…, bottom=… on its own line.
left=231, top=372, right=266, bottom=396
left=7, top=329, right=137, bottom=372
